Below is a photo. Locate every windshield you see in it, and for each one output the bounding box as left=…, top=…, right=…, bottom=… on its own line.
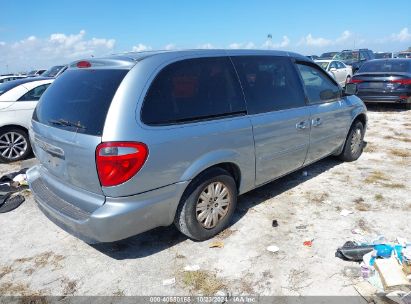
left=321, top=52, right=337, bottom=58
left=334, top=51, right=359, bottom=61
left=42, top=66, right=65, bottom=77
left=33, top=69, right=128, bottom=136
left=358, top=60, right=411, bottom=73
left=316, top=62, right=329, bottom=70
left=374, top=53, right=392, bottom=59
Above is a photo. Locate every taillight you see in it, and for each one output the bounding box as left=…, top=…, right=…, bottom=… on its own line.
left=391, top=79, right=411, bottom=85
left=96, top=142, right=148, bottom=187
left=350, top=79, right=364, bottom=83
left=77, top=60, right=91, bottom=68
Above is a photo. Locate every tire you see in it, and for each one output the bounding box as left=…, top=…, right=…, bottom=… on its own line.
left=345, top=76, right=351, bottom=86
left=0, top=128, right=32, bottom=163
left=174, top=167, right=238, bottom=241
left=338, top=121, right=365, bottom=162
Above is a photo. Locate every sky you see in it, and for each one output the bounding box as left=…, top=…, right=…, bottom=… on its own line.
left=1, top=0, right=411, bottom=73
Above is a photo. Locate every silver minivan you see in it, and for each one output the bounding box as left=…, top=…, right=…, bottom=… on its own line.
left=27, top=50, right=367, bottom=243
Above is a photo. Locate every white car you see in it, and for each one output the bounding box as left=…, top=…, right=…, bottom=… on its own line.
left=0, top=78, right=53, bottom=162
left=315, top=59, right=352, bottom=87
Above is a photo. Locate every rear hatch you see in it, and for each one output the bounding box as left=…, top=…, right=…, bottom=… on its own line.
left=31, top=63, right=130, bottom=209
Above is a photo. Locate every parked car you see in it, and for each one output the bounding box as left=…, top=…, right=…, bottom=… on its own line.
left=315, top=59, right=352, bottom=87
left=41, top=65, right=68, bottom=78
left=0, top=78, right=54, bottom=162
left=27, top=50, right=367, bottom=243
left=306, top=55, right=319, bottom=61
left=333, top=49, right=375, bottom=74
left=350, top=59, right=411, bottom=109
left=374, top=52, right=395, bottom=59
left=27, top=69, right=46, bottom=77
left=397, top=52, right=411, bottom=59
left=0, top=75, right=27, bottom=83
left=319, top=52, right=338, bottom=60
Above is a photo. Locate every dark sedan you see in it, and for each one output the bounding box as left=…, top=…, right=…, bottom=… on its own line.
left=350, top=59, right=411, bottom=109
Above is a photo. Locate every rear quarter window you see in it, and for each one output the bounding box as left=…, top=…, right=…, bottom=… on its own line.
left=33, top=69, right=127, bottom=136
left=141, top=57, right=246, bottom=125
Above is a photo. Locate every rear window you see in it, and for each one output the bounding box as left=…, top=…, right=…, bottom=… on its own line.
left=141, top=57, right=246, bottom=125
left=42, top=66, right=65, bottom=77
left=33, top=69, right=127, bottom=136
left=358, top=60, right=411, bottom=73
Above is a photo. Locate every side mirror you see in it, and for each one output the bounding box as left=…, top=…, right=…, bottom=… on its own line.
left=344, top=83, right=358, bottom=96
left=329, top=68, right=337, bottom=72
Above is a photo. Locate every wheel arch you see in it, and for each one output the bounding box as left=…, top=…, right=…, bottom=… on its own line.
left=0, top=124, right=29, bottom=134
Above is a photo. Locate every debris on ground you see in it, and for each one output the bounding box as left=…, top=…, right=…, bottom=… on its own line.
left=0, top=169, right=29, bottom=213
left=184, top=265, right=200, bottom=272
left=162, top=278, right=176, bottom=286
left=338, top=236, right=411, bottom=303
left=340, top=209, right=354, bottom=217
left=208, top=241, right=224, bottom=249
left=296, top=225, right=307, bottom=230
left=303, top=240, right=313, bottom=247
left=336, top=241, right=374, bottom=262
left=272, top=220, right=278, bottom=227
left=266, top=245, right=279, bottom=253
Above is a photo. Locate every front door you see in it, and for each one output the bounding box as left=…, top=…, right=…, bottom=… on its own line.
left=295, top=62, right=351, bottom=164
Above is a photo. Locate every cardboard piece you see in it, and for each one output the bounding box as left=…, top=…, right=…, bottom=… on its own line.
left=374, top=256, right=411, bottom=292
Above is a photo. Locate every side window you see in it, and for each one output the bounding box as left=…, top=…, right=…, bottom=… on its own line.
left=336, top=61, right=345, bottom=69
left=142, top=57, right=245, bottom=125
left=296, top=63, right=340, bottom=104
left=232, top=56, right=305, bottom=114
left=18, top=84, right=50, bottom=101
left=329, top=61, right=338, bottom=70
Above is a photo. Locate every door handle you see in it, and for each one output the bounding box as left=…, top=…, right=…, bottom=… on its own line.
left=312, top=117, right=322, bottom=127
left=296, top=120, right=309, bottom=130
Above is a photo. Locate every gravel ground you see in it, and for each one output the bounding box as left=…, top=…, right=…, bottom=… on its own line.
left=0, top=105, right=410, bottom=297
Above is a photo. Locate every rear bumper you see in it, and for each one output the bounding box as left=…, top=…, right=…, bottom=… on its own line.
left=358, top=93, right=411, bottom=104
left=27, top=165, right=189, bottom=243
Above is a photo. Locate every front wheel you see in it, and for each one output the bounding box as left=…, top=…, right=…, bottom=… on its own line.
left=0, top=128, right=32, bottom=163
left=345, top=76, right=351, bottom=86
left=338, top=121, right=365, bottom=162
left=174, top=168, right=237, bottom=241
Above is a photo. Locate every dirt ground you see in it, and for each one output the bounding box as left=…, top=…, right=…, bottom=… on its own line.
left=0, top=105, right=410, bottom=298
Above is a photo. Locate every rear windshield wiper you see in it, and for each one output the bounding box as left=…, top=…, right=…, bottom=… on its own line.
left=49, top=119, right=86, bottom=130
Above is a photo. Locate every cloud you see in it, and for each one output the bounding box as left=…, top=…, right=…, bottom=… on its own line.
left=391, top=27, right=411, bottom=42
left=198, top=43, right=215, bottom=49
left=228, top=42, right=256, bottom=49
left=262, top=36, right=290, bottom=49
left=0, top=30, right=116, bottom=73
left=164, top=43, right=176, bottom=50
left=298, top=31, right=352, bottom=47
left=132, top=43, right=151, bottom=52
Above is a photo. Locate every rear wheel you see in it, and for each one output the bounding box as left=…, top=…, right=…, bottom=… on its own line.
left=174, top=168, right=237, bottom=241
left=338, top=121, right=365, bottom=162
left=0, top=128, right=31, bottom=163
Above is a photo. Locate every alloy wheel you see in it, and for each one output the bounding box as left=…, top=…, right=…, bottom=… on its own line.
left=0, top=131, right=28, bottom=161
left=350, top=128, right=362, bottom=155
left=195, top=182, right=231, bottom=229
